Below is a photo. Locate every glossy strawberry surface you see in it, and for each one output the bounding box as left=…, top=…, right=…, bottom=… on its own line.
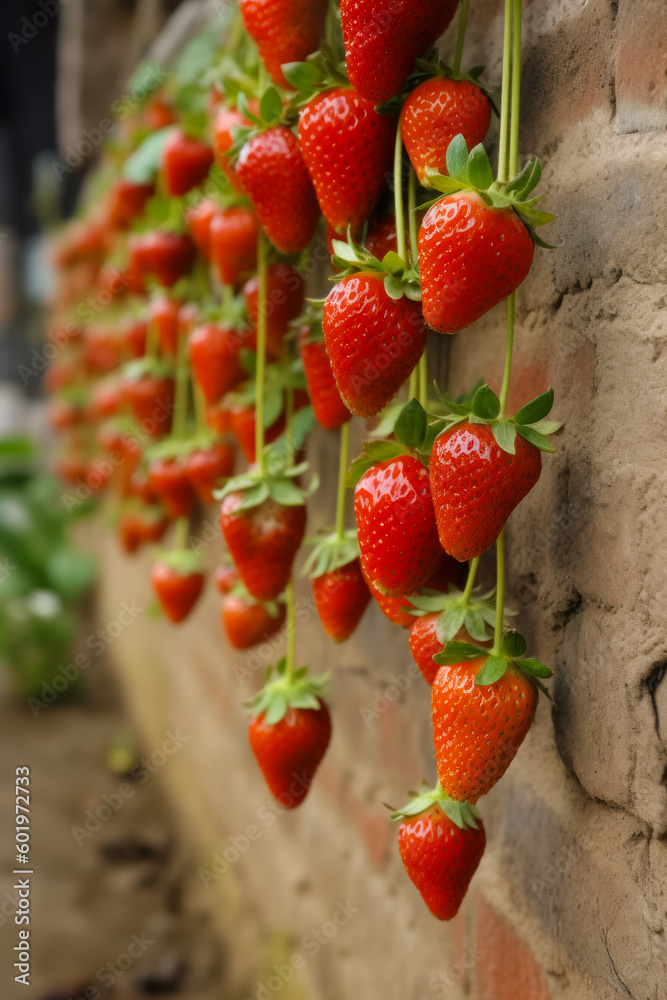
left=401, top=77, right=492, bottom=185
left=299, top=87, right=396, bottom=234
left=151, top=563, right=205, bottom=624
left=312, top=558, right=371, bottom=641
left=355, top=455, right=442, bottom=597
left=299, top=328, right=350, bottom=430
left=186, top=443, right=235, bottom=503
left=430, top=422, right=541, bottom=561
left=185, top=198, right=218, bottom=258
left=222, top=593, right=286, bottom=649
left=149, top=458, right=198, bottom=518
left=364, top=558, right=459, bottom=628
left=162, top=129, right=214, bottom=196
left=131, top=231, right=196, bottom=288
left=240, top=0, right=328, bottom=86
left=236, top=127, right=320, bottom=253
left=398, top=805, right=486, bottom=920
left=209, top=207, right=259, bottom=286
left=213, top=105, right=257, bottom=192
left=323, top=273, right=428, bottom=418
left=248, top=701, right=331, bottom=807
left=188, top=323, right=249, bottom=405
left=340, top=0, right=458, bottom=103
left=432, top=657, right=537, bottom=802
left=419, top=193, right=535, bottom=334
left=409, top=615, right=486, bottom=685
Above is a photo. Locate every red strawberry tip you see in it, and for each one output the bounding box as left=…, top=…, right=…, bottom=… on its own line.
left=390, top=780, right=482, bottom=831
left=247, top=658, right=330, bottom=726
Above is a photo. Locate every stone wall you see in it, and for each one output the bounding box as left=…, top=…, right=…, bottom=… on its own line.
left=98, top=2, right=667, bottom=998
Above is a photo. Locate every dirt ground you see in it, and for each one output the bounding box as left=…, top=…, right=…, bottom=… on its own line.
left=0, top=644, right=228, bottom=1000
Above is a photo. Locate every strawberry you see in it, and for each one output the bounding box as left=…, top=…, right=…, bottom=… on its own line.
left=107, top=178, right=154, bottom=229
left=145, top=97, right=176, bottom=130
left=365, top=211, right=398, bottom=259
left=240, top=0, right=328, bottom=87
left=220, top=492, right=306, bottom=601
left=409, top=614, right=489, bottom=685
left=311, top=558, right=370, bottom=642
left=184, top=198, right=218, bottom=258
left=249, top=693, right=331, bottom=807
left=209, top=207, right=259, bottom=286
left=213, top=104, right=258, bottom=192
left=83, top=325, right=121, bottom=374
left=130, top=231, right=196, bottom=287
left=393, top=786, right=485, bottom=921
left=162, top=129, right=214, bottom=196
left=244, top=263, right=304, bottom=360
left=430, top=421, right=541, bottom=561
left=401, top=78, right=492, bottom=186
left=205, top=400, right=233, bottom=436
left=121, top=317, right=147, bottom=359
left=149, top=296, right=181, bottom=356
left=323, top=274, right=427, bottom=417
left=299, top=325, right=350, bottom=431
left=340, top=0, right=458, bottom=104
left=432, top=655, right=537, bottom=803
left=354, top=454, right=442, bottom=596
left=222, top=588, right=285, bottom=649
left=188, top=323, right=250, bottom=405
left=149, top=457, right=199, bottom=518
left=151, top=562, right=205, bottom=624
left=236, top=126, right=320, bottom=253
left=124, top=374, right=174, bottom=436
left=119, top=506, right=169, bottom=554
left=85, top=380, right=120, bottom=422
left=229, top=402, right=285, bottom=463
left=299, top=87, right=396, bottom=235
left=214, top=565, right=238, bottom=594
left=186, top=443, right=235, bottom=503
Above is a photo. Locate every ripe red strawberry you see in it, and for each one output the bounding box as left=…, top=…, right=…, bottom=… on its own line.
left=430, top=422, right=541, bottom=561
left=86, top=380, right=120, bottom=422
left=419, top=193, right=534, bottom=334
left=396, top=795, right=485, bottom=920
left=186, top=443, right=235, bottom=503
left=401, top=78, right=492, bottom=186
left=244, top=263, right=304, bottom=360
left=213, top=104, right=258, bottom=193
left=185, top=198, right=218, bottom=258
left=209, top=207, right=259, bottom=286
left=299, top=327, right=350, bottom=430
left=222, top=591, right=286, bottom=649
left=355, top=454, right=442, bottom=597
left=149, top=296, right=181, bottom=356
left=365, top=211, right=398, bottom=259
left=162, top=129, right=214, bottom=196
left=121, top=317, right=147, bottom=359
left=145, top=97, right=176, bottom=130
left=220, top=492, right=306, bottom=600
left=130, top=231, right=196, bottom=287
left=312, top=558, right=371, bottom=641
left=205, top=400, right=233, bottom=436
left=149, top=458, right=199, bottom=518
left=151, top=562, right=205, bottom=624
left=214, top=565, right=238, bottom=594
left=340, top=0, right=459, bottom=103
left=229, top=402, right=285, bottom=463
left=432, top=656, right=537, bottom=802
left=240, top=0, right=328, bottom=87
left=124, top=375, right=174, bottom=436
left=299, top=87, right=396, bottom=235
left=107, top=178, right=154, bottom=229
left=323, top=274, right=428, bottom=417
left=118, top=506, right=169, bottom=554
left=188, top=323, right=249, bottom=405
left=236, top=126, right=320, bottom=253
left=409, top=614, right=487, bottom=685
left=248, top=700, right=331, bottom=807
left=364, top=558, right=458, bottom=628
left=83, top=325, right=121, bottom=374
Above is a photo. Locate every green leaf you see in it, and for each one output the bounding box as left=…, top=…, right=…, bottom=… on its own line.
left=281, top=61, right=324, bottom=90
left=433, top=640, right=487, bottom=666
left=345, top=457, right=375, bottom=488
left=445, top=133, right=469, bottom=182
left=123, top=127, right=175, bottom=183
left=466, top=143, right=493, bottom=190
left=474, top=654, right=508, bottom=686
left=505, top=158, right=540, bottom=198
left=364, top=440, right=409, bottom=462
left=424, top=170, right=469, bottom=196
left=491, top=419, right=516, bottom=454
left=464, top=609, right=490, bottom=642
left=382, top=251, right=405, bottom=275
left=519, top=657, right=553, bottom=678
left=394, top=398, right=427, bottom=450
left=518, top=205, right=556, bottom=228
left=516, top=425, right=556, bottom=453
left=383, top=274, right=405, bottom=300
left=264, top=694, right=287, bottom=725
left=239, top=483, right=270, bottom=509
left=268, top=479, right=305, bottom=506
left=513, top=388, right=554, bottom=425
left=436, top=604, right=467, bottom=644
left=528, top=419, right=561, bottom=436
left=502, top=629, right=527, bottom=657
left=260, top=86, right=283, bottom=122
left=263, top=389, right=284, bottom=428
left=471, top=384, right=500, bottom=420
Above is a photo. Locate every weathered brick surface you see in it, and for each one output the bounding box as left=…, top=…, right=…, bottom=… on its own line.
left=97, top=2, right=667, bottom=998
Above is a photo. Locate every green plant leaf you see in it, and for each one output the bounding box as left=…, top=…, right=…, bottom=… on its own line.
left=471, top=384, right=500, bottom=420
left=282, top=60, right=324, bottom=90
left=519, top=657, right=553, bottom=678
left=260, top=86, right=283, bottom=122
left=364, top=440, right=409, bottom=462
left=424, top=171, right=469, bottom=196
left=239, top=482, right=270, bottom=509
left=345, top=457, right=375, bottom=488
left=464, top=608, right=490, bottom=642
left=436, top=604, right=467, bottom=644
left=394, top=398, right=427, bottom=450
left=528, top=419, right=562, bottom=436
left=384, top=274, right=405, bottom=300
left=516, top=425, right=557, bottom=453
left=513, top=388, right=554, bottom=425
left=474, top=654, right=508, bottom=685
left=268, top=479, right=305, bottom=506
left=466, top=143, right=493, bottom=190
left=502, top=629, right=527, bottom=657
left=433, top=640, right=487, bottom=666
left=492, top=419, right=516, bottom=454
left=445, top=133, right=469, bottom=182
left=123, top=127, right=175, bottom=183
left=382, top=251, right=405, bottom=275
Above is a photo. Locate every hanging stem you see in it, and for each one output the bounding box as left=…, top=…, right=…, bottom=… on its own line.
left=509, top=0, right=522, bottom=178
left=255, top=230, right=268, bottom=472
left=284, top=580, right=296, bottom=683
left=407, top=168, right=419, bottom=268
left=408, top=368, right=418, bottom=399
left=461, top=556, right=479, bottom=606
left=499, top=291, right=515, bottom=417
left=452, top=0, right=471, bottom=76
left=492, top=531, right=505, bottom=655
left=393, top=121, right=407, bottom=264
left=418, top=351, right=428, bottom=409
left=194, top=384, right=207, bottom=436
left=497, top=0, right=512, bottom=183
left=335, top=421, right=350, bottom=540
left=173, top=516, right=189, bottom=552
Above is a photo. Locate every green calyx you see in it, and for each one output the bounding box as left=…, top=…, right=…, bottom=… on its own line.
left=390, top=780, right=481, bottom=830
left=424, top=133, right=556, bottom=248
left=408, top=584, right=515, bottom=644
left=411, top=54, right=499, bottom=115
left=228, top=579, right=284, bottom=619
left=131, top=195, right=188, bottom=235
left=330, top=233, right=421, bottom=303
left=282, top=44, right=349, bottom=107
left=228, top=87, right=299, bottom=160
left=247, top=658, right=329, bottom=725
left=201, top=290, right=252, bottom=333
left=152, top=547, right=203, bottom=575
left=301, top=528, right=360, bottom=580
left=230, top=355, right=307, bottom=429
left=123, top=126, right=176, bottom=185
left=123, top=356, right=174, bottom=382
left=345, top=397, right=435, bottom=487
left=345, top=440, right=413, bottom=489
left=433, top=628, right=553, bottom=699
left=214, top=442, right=319, bottom=510
left=289, top=303, right=324, bottom=344
left=144, top=428, right=217, bottom=463
left=431, top=381, right=562, bottom=455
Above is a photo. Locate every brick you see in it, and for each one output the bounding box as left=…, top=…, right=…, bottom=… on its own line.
left=475, top=895, right=550, bottom=1000
left=615, top=0, right=667, bottom=134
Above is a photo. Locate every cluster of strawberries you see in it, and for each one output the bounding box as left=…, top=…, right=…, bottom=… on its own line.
left=46, top=0, right=558, bottom=922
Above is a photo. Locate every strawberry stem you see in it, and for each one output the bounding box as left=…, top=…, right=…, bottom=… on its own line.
left=255, top=229, right=268, bottom=472
left=497, top=0, right=512, bottom=183
left=509, top=0, right=522, bottom=178
left=194, top=383, right=207, bottom=435
left=462, top=556, right=479, bottom=606
left=492, top=529, right=505, bottom=656
left=173, top=516, right=188, bottom=552
left=335, top=421, right=350, bottom=540
left=408, top=368, right=418, bottom=399
left=418, top=351, right=428, bottom=409
left=285, top=580, right=296, bottom=683
left=452, top=0, right=471, bottom=77
left=499, top=291, right=515, bottom=416
left=393, top=120, right=407, bottom=265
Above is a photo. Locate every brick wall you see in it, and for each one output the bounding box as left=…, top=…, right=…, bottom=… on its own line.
left=97, top=2, right=667, bottom=997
